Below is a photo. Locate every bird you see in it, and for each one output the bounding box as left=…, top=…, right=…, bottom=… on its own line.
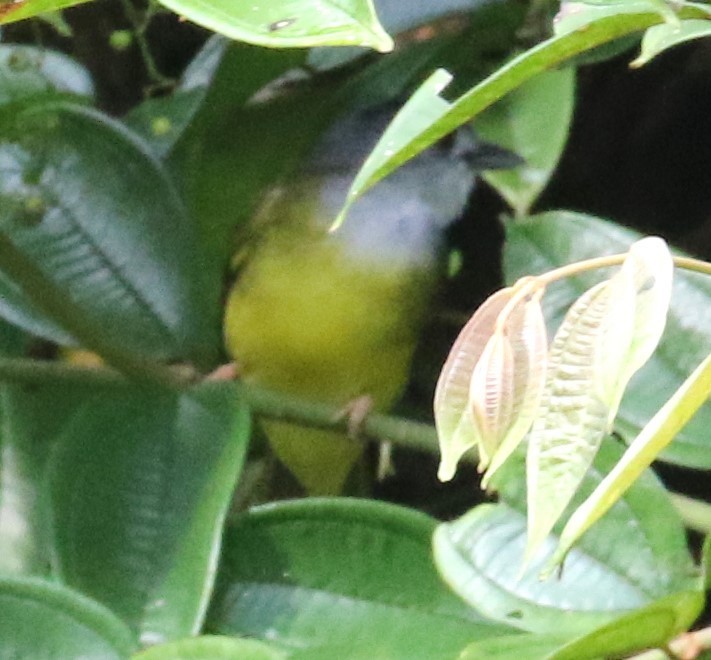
left=223, top=106, right=519, bottom=496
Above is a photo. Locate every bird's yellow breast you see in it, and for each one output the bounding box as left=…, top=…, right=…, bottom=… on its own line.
left=225, top=229, right=435, bottom=409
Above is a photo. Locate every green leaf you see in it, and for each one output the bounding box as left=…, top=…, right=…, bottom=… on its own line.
left=207, top=498, right=516, bottom=658
left=477, top=67, right=575, bottom=216
left=0, top=382, right=95, bottom=576
left=459, top=632, right=575, bottom=660
left=0, top=100, right=213, bottom=365
left=525, top=281, right=613, bottom=559
left=633, top=17, right=711, bottom=67
left=0, top=44, right=93, bottom=106
left=503, top=211, right=711, bottom=469
left=334, top=3, right=711, bottom=225
left=133, top=635, right=287, bottom=659
left=154, top=0, right=393, bottom=52
left=0, top=576, right=135, bottom=658
left=553, top=348, right=711, bottom=566
left=552, top=0, right=680, bottom=36
left=49, top=382, right=250, bottom=643
left=525, top=237, right=672, bottom=559
left=0, top=0, right=91, bottom=26
left=439, top=588, right=702, bottom=660
left=437, top=438, right=697, bottom=634
left=307, top=0, right=494, bottom=70
left=547, top=590, right=703, bottom=660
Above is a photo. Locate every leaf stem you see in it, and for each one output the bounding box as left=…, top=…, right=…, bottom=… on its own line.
left=530, top=253, right=711, bottom=287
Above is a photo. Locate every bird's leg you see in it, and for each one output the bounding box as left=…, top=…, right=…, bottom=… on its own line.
left=334, top=395, right=395, bottom=482
left=206, top=362, right=241, bottom=381
left=334, top=394, right=374, bottom=439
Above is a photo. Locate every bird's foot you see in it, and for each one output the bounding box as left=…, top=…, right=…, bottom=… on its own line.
left=206, top=362, right=242, bottom=382
left=334, top=394, right=374, bottom=440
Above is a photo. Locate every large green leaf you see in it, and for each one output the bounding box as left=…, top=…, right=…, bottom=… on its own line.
left=476, top=67, right=575, bottom=217
left=0, top=0, right=91, bottom=26
left=134, top=635, right=287, bottom=659
left=207, top=498, right=517, bottom=658
left=0, top=100, right=214, bottom=366
left=435, top=438, right=697, bottom=634
left=49, top=382, right=250, bottom=643
left=458, top=590, right=702, bottom=659
left=0, top=576, right=135, bottom=658
left=154, top=0, right=393, bottom=52
left=0, top=382, right=96, bottom=576
left=504, top=211, right=711, bottom=468
left=546, top=590, right=703, bottom=660
left=0, top=44, right=93, bottom=106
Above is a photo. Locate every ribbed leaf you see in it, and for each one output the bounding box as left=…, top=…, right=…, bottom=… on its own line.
left=0, top=44, right=93, bottom=106
left=49, top=382, right=250, bottom=643
left=504, top=212, right=711, bottom=469
left=526, top=237, right=672, bottom=560
left=482, top=293, right=547, bottom=486
left=435, top=287, right=514, bottom=480
left=0, top=100, right=213, bottom=364
left=526, top=282, right=612, bottom=559
left=552, top=349, right=711, bottom=568
left=0, top=577, right=135, bottom=658
left=470, top=329, right=515, bottom=463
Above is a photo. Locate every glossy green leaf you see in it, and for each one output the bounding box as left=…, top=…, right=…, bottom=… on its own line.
left=155, top=0, right=393, bottom=52
left=553, top=349, right=711, bottom=567
left=0, top=382, right=95, bottom=576
left=0, top=100, right=213, bottom=365
left=459, top=633, right=574, bottom=660
left=504, top=211, right=711, bottom=469
left=477, top=67, right=575, bottom=216
left=0, top=44, right=92, bottom=105
left=0, top=0, right=90, bottom=25
left=49, top=382, right=250, bottom=644
left=335, top=3, right=711, bottom=225
left=307, top=0, right=494, bottom=70
left=548, top=590, right=703, bottom=660
left=134, top=635, right=287, bottom=659
left=424, top=588, right=702, bottom=660
left=437, top=438, right=696, bottom=634
left=0, top=576, right=135, bottom=658
left=552, top=0, right=680, bottom=36
left=633, top=17, right=711, bottom=67
left=207, top=499, right=515, bottom=658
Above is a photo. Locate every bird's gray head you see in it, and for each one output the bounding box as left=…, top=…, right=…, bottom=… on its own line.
left=306, top=107, right=519, bottom=268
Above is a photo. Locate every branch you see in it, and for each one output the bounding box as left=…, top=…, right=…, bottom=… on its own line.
left=3, top=355, right=711, bottom=535
left=0, top=356, right=440, bottom=454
